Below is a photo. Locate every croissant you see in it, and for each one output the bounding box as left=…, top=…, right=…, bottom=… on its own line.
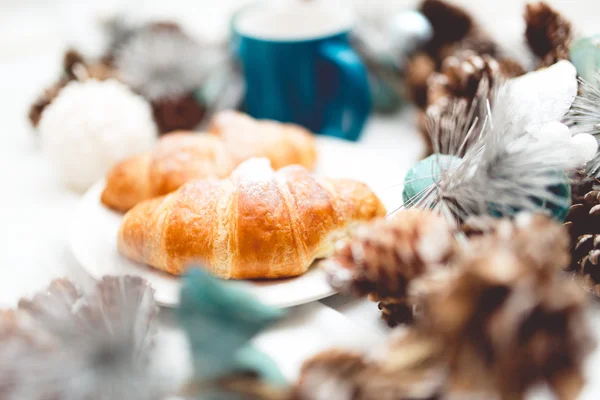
left=118, top=158, right=386, bottom=279
left=101, top=111, right=317, bottom=212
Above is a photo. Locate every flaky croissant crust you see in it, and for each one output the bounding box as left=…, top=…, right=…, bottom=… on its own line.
left=102, top=111, right=317, bottom=212
left=118, top=158, right=386, bottom=279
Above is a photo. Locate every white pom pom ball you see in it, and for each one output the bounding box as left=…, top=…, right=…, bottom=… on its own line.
left=535, top=121, right=571, bottom=145
left=39, top=79, right=157, bottom=191
left=571, top=133, right=598, bottom=165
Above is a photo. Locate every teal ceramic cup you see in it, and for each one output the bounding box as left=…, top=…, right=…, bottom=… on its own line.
left=232, top=1, right=371, bottom=141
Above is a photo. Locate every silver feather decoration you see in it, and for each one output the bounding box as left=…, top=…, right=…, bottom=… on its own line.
left=0, top=276, right=161, bottom=400
left=426, top=77, right=496, bottom=157
left=564, top=71, right=600, bottom=177
left=115, top=27, right=227, bottom=101
left=402, top=83, right=574, bottom=223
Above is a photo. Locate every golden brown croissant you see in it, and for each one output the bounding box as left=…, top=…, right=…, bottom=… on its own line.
left=101, top=111, right=317, bottom=212
left=118, top=158, right=386, bottom=279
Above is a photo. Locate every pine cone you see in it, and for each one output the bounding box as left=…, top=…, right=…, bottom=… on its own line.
left=436, top=29, right=497, bottom=62
left=421, top=51, right=524, bottom=156
left=406, top=0, right=499, bottom=110
left=296, top=350, right=369, bottom=400
left=427, top=51, right=500, bottom=107
left=419, top=0, right=497, bottom=62
left=497, top=58, right=527, bottom=78
left=420, top=0, right=474, bottom=54
left=297, top=334, right=447, bottom=400
left=28, top=78, right=69, bottom=127
left=525, top=2, right=573, bottom=68
left=324, top=209, right=456, bottom=327
left=373, top=295, right=415, bottom=326
left=406, top=52, right=437, bottom=109
left=28, top=50, right=116, bottom=127
left=150, top=92, right=206, bottom=133
left=564, top=171, right=600, bottom=294
left=462, top=213, right=570, bottom=271
left=423, top=239, right=592, bottom=400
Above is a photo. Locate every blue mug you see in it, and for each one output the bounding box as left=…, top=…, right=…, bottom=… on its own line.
left=232, top=1, right=371, bottom=141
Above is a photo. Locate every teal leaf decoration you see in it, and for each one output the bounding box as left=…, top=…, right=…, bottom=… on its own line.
left=570, top=35, right=600, bottom=83
left=177, top=268, right=285, bottom=384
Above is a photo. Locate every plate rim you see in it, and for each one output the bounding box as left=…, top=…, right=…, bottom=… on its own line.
left=69, top=135, right=399, bottom=308
left=69, top=180, right=338, bottom=308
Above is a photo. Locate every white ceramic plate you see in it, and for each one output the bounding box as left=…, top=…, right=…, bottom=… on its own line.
left=70, top=136, right=404, bottom=307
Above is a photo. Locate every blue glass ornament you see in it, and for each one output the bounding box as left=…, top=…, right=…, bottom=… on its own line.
left=402, top=154, right=462, bottom=206
left=489, top=173, right=571, bottom=222
left=570, top=35, right=600, bottom=83
left=403, top=155, right=571, bottom=221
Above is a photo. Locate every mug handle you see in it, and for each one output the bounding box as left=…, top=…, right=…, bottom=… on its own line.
left=318, top=41, right=371, bottom=141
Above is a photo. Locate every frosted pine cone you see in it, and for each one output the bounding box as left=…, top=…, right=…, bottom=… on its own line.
left=462, top=213, right=571, bottom=272
left=324, top=209, right=456, bottom=326
left=297, top=333, right=447, bottom=400
left=525, top=2, right=573, bottom=68
left=296, top=350, right=369, bottom=400
left=423, top=241, right=592, bottom=400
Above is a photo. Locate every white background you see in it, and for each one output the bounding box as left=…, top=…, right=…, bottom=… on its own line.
left=1, top=0, right=600, bottom=398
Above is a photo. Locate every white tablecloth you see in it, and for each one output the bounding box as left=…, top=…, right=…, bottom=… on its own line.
left=2, top=0, right=600, bottom=397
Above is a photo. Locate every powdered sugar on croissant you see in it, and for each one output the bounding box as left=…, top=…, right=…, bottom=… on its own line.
left=102, top=111, right=317, bottom=213
left=118, top=158, right=386, bottom=279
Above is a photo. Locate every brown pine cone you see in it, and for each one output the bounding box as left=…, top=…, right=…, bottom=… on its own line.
left=497, top=57, right=527, bottom=78
left=297, top=333, right=447, bottom=400
left=427, top=51, right=501, bottom=107
left=422, top=51, right=524, bottom=156
left=324, top=209, right=456, bottom=327
left=406, top=0, right=499, bottom=111
left=28, top=50, right=116, bottom=127
left=525, top=2, right=572, bottom=68
left=419, top=0, right=497, bottom=62
left=28, top=78, right=69, bottom=127
left=406, top=52, right=437, bottom=109
left=419, top=0, right=474, bottom=55
left=296, top=350, right=369, bottom=400
left=564, top=171, right=600, bottom=294
left=373, top=296, right=415, bottom=326
left=437, top=28, right=497, bottom=63
left=422, top=240, right=592, bottom=400
left=462, top=213, right=571, bottom=272
left=150, top=92, right=207, bottom=134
